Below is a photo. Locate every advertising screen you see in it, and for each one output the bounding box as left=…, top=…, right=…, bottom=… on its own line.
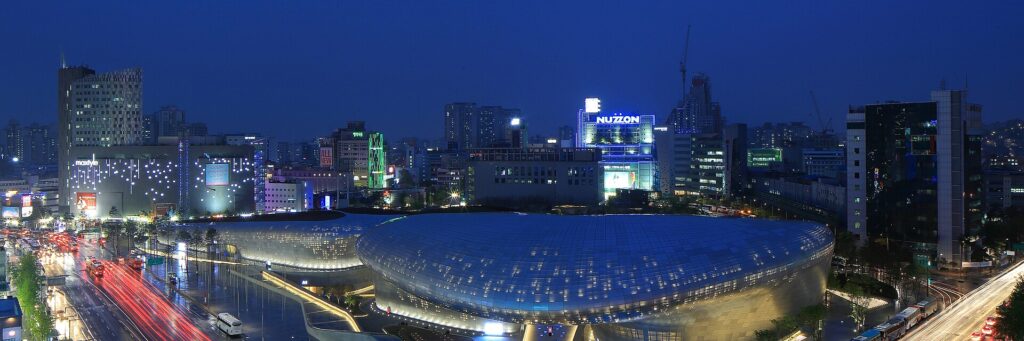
left=1, top=207, right=18, bottom=218
left=604, top=169, right=636, bottom=190
left=21, top=206, right=32, bottom=218
left=76, top=192, right=97, bottom=216
left=206, top=163, right=230, bottom=186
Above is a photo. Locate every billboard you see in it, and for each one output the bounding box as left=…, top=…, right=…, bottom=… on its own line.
left=1, top=207, right=18, bottom=218
left=76, top=192, right=97, bottom=217
left=205, top=163, right=230, bottom=186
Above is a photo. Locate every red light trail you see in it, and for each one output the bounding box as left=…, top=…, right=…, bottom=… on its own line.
left=87, top=260, right=211, bottom=341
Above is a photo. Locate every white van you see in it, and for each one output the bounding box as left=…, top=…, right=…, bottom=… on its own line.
left=216, top=313, right=242, bottom=336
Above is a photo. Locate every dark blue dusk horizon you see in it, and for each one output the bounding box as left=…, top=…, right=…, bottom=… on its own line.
left=2, top=1, right=1022, bottom=141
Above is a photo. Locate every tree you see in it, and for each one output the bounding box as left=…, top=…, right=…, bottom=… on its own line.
left=848, top=285, right=871, bottom=332
left=108, top=206, right=121, bottom=218
left=997, top=275, right=1024, bottom=339
left=13, top=253, right=54, bottom=341
left=344, top=293, right=362, bottom=309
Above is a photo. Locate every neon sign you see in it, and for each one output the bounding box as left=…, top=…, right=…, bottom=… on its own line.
left=594, top=115, right=641, bottom=124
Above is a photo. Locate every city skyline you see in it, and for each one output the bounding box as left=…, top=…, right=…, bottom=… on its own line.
left=2, top=1, right=1023, bottom=141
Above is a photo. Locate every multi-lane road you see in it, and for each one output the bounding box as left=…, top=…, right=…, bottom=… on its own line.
left=44, top=236, right=215, bottom=341
left=905, top=261, right=1024, bottom=340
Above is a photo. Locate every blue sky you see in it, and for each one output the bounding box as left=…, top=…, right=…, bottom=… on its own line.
left=1, top=1, right=1021, bottom=141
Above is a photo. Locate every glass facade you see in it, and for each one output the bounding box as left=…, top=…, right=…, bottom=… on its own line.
left=176, top=213, right=400, bottom=270
left=357, top=213, right=833, bottom=333
left=577, top=109, right=657, bottom=197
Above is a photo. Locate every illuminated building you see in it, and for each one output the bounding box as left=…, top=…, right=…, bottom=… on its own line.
left=666, top=73, right=722, bottom=135
left=321, top=122, right=386, bottom=188
left=444, top=103, right=521, bottom=150
left=748, top=148, right=783, bottom=172
left=846, top=89, right=984, bottom=266
left=264, top=179, right=311, bottom=213
left=368, top=132, right=386, bottom=189
left=356, top=213, right=833, bottom=340
left=575, top=98, right=656, bottom=198
left=173, top=213, right=399, bottom=271
left=67, top=144, right=255, bottom=218
left=465, top=148, right=603, bottom=207
left=225, top=134, right=268, bottom=212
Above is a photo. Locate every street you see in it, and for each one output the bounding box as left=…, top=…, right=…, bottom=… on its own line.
left=904, top=261, right=1024, bottom=340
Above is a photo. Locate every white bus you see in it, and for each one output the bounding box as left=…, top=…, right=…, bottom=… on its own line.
left=216, top=313, right=242, bottom=336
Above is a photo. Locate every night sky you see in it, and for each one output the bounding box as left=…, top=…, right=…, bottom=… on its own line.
left=2, top=1, right=1022, bottom=142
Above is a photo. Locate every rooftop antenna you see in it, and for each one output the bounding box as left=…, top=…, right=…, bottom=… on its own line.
left=59, top=49, right=66, bottom=69
left=940, top=78, right=947, bottom=90
left=680, top=24, right=691, bottom=100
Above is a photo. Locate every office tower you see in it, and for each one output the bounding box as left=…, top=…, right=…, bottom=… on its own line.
left=558, top=125, right=576, bottom=147
left=751, top=122, right=814, bottom=149
left=274, top=141, right=293, bottom=165
left=21, top=123, right=57, bottom=166
left=152, top=105, right=186, bottom=138
left=723, top=123, right=748, bottom=196
left=846, top=89, right=983, bottom=267
left=57, top=62, right=97, bottom=206
left=444, top=102, right=477, bottom=150
left=667, top=73, right=722, bottom=135
left=322, top=121, right=386, bottom=188
left=4, top=121, right=21, bottom=162
left=67, top=68, right=143, bottom=146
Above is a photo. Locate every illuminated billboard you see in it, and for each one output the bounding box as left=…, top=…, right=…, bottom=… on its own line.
left=206, top=163, right=230, bottom=186
left=601, top=162, right=656, bottom=198
left=2, top=207, right=18, bottom=218
left=76, top=192, right=97, bottom=217
left=585, top=98, right=601, bottom=113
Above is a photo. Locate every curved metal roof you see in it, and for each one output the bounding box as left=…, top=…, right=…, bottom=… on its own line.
left=357, top=213, right=833, bottom=323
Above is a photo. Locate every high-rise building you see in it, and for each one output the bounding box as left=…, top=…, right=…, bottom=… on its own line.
left=750, top=122, right=814, bottom=149
left=21, top=123, right=57, bottom=166
left=225, top=133, right=268, bottom=213
left=846, top=89, right=983, bottom=267
left=68, top=68, right=144, bottom=147
left=152, top=105, right=186, bottom=138
left=58, top=66, right=143, bottom=210
left=576, top=98, right=656, bottom=198
left=723, top=123, right=748, bottom=196
left=322, top=121, right=386, bottom=188
left=4, top=121, right=22, bottom=162
left=444, top=102, right=477, bottom=150
left=667, top=73, right=722, bottom=135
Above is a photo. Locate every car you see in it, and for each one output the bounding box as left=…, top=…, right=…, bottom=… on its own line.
left=983, top=325, right=994, bottom=335
left=971, top=331, right=984, bottom=341
left=987, top=316, right=997, bottom=326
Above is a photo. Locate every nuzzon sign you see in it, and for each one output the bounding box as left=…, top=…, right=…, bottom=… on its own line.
left=594, top=115, right=641, bottom=124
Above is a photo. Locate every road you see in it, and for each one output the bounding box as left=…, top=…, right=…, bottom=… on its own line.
left=93, top=259, right=212, bottom=341
left=904, top=261, right=1024, bottom=340
left=41, top=241, right=144, bottom=341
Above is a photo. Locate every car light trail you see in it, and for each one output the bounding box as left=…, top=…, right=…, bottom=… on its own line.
left=89, top=260, right=211, bottom=341
left=904, top=261, right=1024, bottom=340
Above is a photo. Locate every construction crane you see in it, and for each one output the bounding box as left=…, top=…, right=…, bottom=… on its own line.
left=809, top=90, right=832, bottom=134
left=679, top=25, right=691, bottom=99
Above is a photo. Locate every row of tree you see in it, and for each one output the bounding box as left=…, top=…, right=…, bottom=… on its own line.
left=12, top=253, right=54, bottom=341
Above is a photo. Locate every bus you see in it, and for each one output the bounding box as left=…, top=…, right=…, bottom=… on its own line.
left=851, top=329, right=881, bottom=341
left=216, top=313, right=242, bottom=336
